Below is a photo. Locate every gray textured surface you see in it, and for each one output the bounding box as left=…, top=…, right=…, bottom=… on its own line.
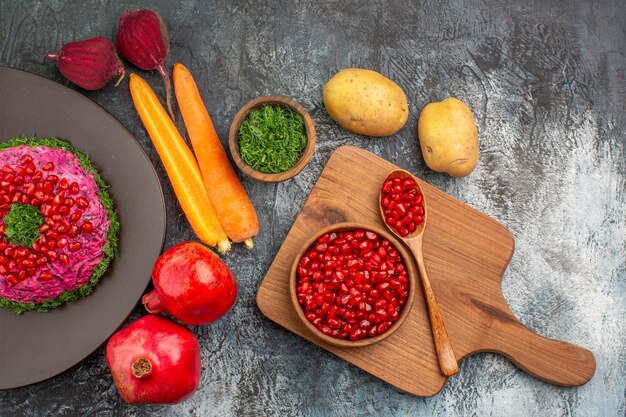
left=0, top=0, right=624, bottom=416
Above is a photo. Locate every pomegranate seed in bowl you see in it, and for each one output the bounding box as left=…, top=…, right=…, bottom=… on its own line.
left=290, top=222, right=416, bottom=347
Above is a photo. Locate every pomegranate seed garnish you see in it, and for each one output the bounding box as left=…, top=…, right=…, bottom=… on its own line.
left=59, top=178, right=69, bottom=189
left=40, top=271, right=54, bottom=281
left=40, top=204, right=53, bottom=216
left=69, top=182, right=80, bottom=194
left=81, top=221, right=94, bottom=233
left=25, top=183, right=36, bottom=196
left=32, top=171, right=43, bottom=182
left=68, top=225, right=79, bottom=237
left=70, top=210, right=83, bottom=222
left=21, top=259, right=35, bottom=268
left=76, top=197, right=89, bottom=208
left=53, top=191, right=66, bottom=205
left=25, top=162, right=36, bottom=175
left=34, top=190, right=45, bottom=200
left=7, top=274, right=18, bottom=285
left=41, top=162, right=55, bottom=171
left=46, top=250, right=58, bottom=261
left=69, top=242, right=81, bottom=252
left=59, top=253, right=70, bottom=265
left=20, top=155, right=33, bottom=165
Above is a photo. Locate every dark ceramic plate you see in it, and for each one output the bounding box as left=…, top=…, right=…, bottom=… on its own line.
left=0, top=67, right=166, bottom=389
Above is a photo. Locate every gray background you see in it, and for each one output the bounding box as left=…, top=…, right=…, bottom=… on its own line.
left=0, top=0, right=624, bottom=416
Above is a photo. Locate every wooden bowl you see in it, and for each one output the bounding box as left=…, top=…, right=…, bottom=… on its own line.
left=228, top=95, right=316, bottom=182
left=289, top=222, right=417, bottom=348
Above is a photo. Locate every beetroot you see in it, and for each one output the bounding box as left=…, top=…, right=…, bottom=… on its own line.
left=44, top=37, right=125, bottom=90
left=143, top=242, right=238, bottom=325
left=106, top=314, right=201, bottom=405
left=116, top=9, right=175, bottom=121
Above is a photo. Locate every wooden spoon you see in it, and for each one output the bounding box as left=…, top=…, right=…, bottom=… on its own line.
left=379, top=169, right=459, bottom=377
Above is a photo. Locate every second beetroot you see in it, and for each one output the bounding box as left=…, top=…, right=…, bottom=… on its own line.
left=116, top=9, right=175, bottom=121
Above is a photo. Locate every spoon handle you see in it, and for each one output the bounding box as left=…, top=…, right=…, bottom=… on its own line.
left=409, top=238, right=459, bottom=377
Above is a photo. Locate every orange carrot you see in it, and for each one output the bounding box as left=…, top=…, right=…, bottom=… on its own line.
left=129, top=73, right=231, bottom=253
left=173, top=63, right=258, bottom=247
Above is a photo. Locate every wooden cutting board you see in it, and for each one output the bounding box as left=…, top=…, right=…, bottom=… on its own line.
left=256, top=146, right=595, bottom=396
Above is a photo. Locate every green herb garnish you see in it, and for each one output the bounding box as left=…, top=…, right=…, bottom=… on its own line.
left=2, top=204, right=44, bottom=248
left=0, top=136, right=120, bottom=314
left=238, top=105, right=307, bottom=174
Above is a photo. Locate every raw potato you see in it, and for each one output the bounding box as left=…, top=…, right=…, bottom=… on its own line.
left=418, top=98, right=479, bottom=177
left=323, top=68, right=408, bottom=137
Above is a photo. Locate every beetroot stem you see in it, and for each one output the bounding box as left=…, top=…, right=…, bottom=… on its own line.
left=114, top=69, right=126, bottom=87
left=157, top=65, right=175, bottom=122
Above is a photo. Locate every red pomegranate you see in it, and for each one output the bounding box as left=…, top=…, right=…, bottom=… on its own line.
left=105, top=314, right=201, bottom=404
left=142, top=242, right=238, bottom=325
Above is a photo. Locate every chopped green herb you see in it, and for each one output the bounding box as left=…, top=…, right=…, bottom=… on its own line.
left=238, top=105, right=307, bottom=174
left=3, top=204, right=44, bottom=248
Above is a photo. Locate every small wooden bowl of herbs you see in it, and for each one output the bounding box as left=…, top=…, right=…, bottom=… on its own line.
left=229, top=95, right=316, bottom=182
